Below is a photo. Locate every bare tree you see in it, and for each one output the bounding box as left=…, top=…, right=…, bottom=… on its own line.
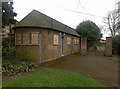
left=117, top=1, right=120, bottom=35
left=104, top=10, right=119, bottom=37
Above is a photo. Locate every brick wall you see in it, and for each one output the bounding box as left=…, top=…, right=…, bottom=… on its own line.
left=2, top=24, right=14, bottom=38
left=81, top=38, right=87, bottom=56
left=15, top=28, right=80, bottom=63
left=105, top=37, right=112, bottom=56
left=16, top=45, right=40, bottom=62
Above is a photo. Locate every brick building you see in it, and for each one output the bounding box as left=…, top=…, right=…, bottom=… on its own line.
left=2, top=24, right=15, bottom=38
left=13, top=10, right=80, bottom=63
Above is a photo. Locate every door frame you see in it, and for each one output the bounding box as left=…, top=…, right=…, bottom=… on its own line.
left=61, top=37, right=64, bottom=56
left=72, top=38, right=74, bottom=53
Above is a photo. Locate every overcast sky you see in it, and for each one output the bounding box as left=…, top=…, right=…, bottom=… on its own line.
left=13, top=0, right=119, bottom=39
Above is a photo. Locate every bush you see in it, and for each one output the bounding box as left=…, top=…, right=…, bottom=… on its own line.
left=2, top=37, right=26, bottom=60
left=2, top=61, right=39, bottom=76
left=76, top=20, right=102, bottom=48
left=2, top=37, right=13, bottom=58
left=3, top=47, right=26, bottom=61
left=112, top=35, right=120, bottom=55
left=3, top=47, right=16, bottom=60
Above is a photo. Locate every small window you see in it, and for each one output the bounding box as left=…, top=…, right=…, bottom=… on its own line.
left=77, top=39, right=79, bottom=44
left=74, top=39, right=78, bottom=44
left=15, top=33, right=22, bottom=44
left=67, top=37, right=71, bottom=44
left=54, top=34, right=59, bottom=45
left=76, top=39, right=77, bottom=44
left=31, top=33, right=39, bottom=44
left=23, top=33, right=30, bottom=44
left=74, top=39, right=76, bottom=44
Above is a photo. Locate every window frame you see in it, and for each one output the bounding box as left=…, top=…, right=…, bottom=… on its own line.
left=53, top=34, right=59, bottom=46
left=67, top=37, right=71, bottom=45
left=77, top=39, right=79, bottom=44
left=74, top=39, right=76, bottom=44
left=74, top=38, right=79, bottom=45
left=15, top=32, right=40, bottom=45
left=15, top=33, right=22, bottom=45
left=22, top=33, right=31, bottom=44
left=31, top=33, right=39, bottom=45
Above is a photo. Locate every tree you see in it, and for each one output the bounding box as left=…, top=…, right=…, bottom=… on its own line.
left=2, top=2, right=17, bottom=48
left=76, top=20, right=102, bottom=48
left=104, top=10, right=119, bottom=37
left=2, top=2, right=17, bottom=27
left=112, top=35, right=120, bottom=55
left=117, top=1, right=120, bottom=35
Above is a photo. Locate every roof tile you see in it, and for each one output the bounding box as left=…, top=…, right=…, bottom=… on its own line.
left=15, top=10, right=80, bottom=37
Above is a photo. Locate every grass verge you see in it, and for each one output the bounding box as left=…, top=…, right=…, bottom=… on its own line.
left=97, top=46, right=105, bottom=49
left=3, top=69, right=104, bottom=87
left=109, top=57, right=120, bottom=61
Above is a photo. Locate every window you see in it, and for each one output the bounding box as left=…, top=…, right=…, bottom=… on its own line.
left=15, top=33, right=22, bottom=44
left=67, top=37, right=71, bottom=44
left=15, top=32, right=39, bottom=45
left=74, top=39, right=77, bottom=44
left=77, top=39, right=79, bottom=44
left=31, top=33, right=39, bottom=44
left=23, top=33, right=30, bottom=44
left=54, top=34, right=59, bottom=45
left=74, top=39, right=79, bottom=44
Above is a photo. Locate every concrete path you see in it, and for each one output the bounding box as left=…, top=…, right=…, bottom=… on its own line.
left=42, top=51, right=119, bottom=87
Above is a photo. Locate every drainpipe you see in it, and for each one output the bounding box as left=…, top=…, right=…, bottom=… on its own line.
left=39, top=32, right=41, bottom=63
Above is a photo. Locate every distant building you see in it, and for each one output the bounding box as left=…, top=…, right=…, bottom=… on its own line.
left=100, top=39, right=106, bottom=44
left=2, top=24, right=15, bottom=38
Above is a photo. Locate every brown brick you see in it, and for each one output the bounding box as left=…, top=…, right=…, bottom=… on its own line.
left=81, top=38, right=87, bottom=56
left=15, top=28, right=80, bottom=63
left=106, top=37, right=112, bottom=56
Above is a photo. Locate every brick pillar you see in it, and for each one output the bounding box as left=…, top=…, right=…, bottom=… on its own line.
left=81, top=38, right=87, bottom=56
left=106, top=37, right=112, bottom=56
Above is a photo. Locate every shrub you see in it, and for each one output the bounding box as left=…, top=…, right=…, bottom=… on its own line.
left=2, top=62, right=39, bottom=76
left=2, top=37, right=26, bottom=60
left=112, top=35, right=120, bottom=55
left=3, top=46, right=27, bottom=61
left=76, top=20, right=102, bottom=48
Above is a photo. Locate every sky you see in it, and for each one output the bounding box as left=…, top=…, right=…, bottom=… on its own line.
left=13, top=0, right=119, bottom=39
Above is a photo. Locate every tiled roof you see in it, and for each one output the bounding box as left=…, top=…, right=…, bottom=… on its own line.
left=14, top=10, right=80, bottom=37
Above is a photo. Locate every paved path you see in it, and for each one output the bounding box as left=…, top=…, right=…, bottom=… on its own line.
left=42, top=51, right=119, bottom=87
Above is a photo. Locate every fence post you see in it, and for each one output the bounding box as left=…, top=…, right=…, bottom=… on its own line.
left=81, top=38, right=87, bottom=56
left=105, top=37, right=112, bottom=56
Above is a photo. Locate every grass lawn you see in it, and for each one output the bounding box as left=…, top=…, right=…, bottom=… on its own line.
left=3, top=69, right=104, bottom=87
left=109, top=57, right=120, bottom=61
left=97, top=46, right=105, bottom=49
